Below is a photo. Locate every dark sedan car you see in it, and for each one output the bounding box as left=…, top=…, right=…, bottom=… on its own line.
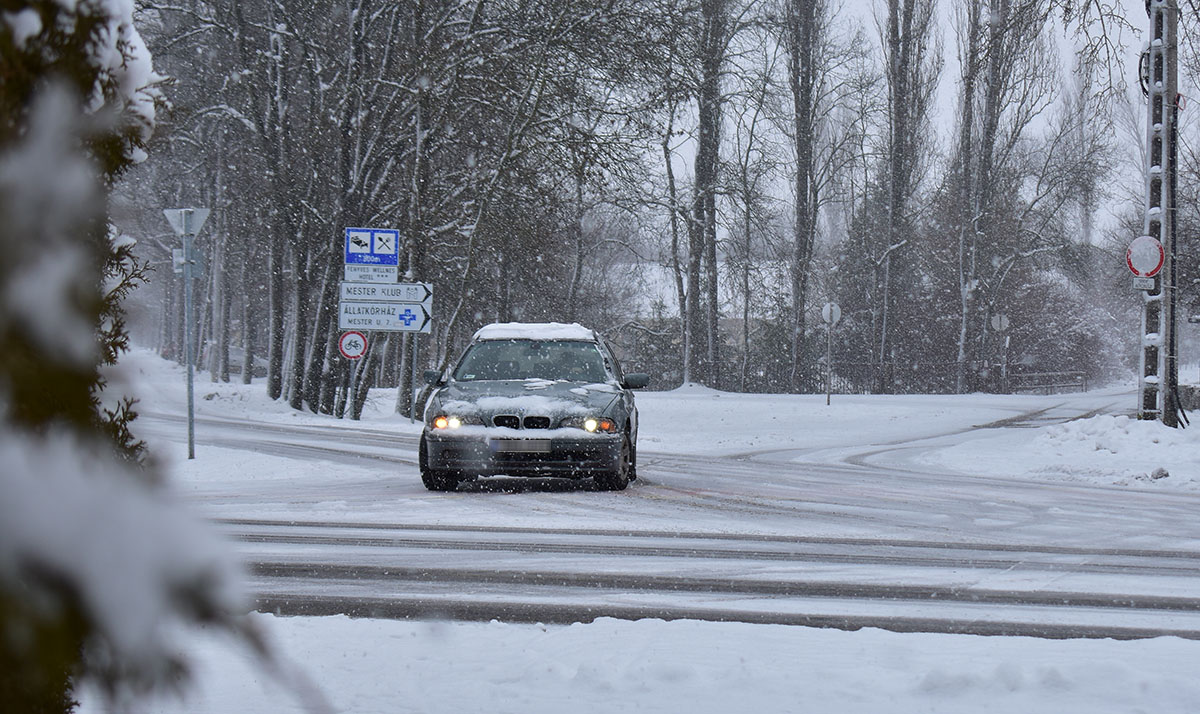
left=419, top=322, right=649, bottom=491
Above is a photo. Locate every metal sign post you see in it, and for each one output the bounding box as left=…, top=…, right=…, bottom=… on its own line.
left=164, top=208, right=211, bottom=459
left=991, top=313, right=1010, bottom=393
left=822, top=303, right=841, bottom=406
left=1138, top=0, right=1181, bottom=426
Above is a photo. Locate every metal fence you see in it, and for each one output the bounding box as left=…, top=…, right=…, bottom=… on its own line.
left=825, top=362, right=962, bottom=395
left=1007, top=371, right=1089, bottom=395
left=824, top=363, right=1088, bottom=396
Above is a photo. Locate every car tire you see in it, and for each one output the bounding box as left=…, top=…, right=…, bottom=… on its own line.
left=595, top=433, right=632, bottom=491
left=419, top=434, right=460, bottom=492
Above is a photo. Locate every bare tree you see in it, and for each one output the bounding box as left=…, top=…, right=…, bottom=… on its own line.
left=782, top=0, right=822, bottom=392
left=951, top=0, right=1056, bottom=392
left=685, top=0, right=731, bottom=387
left=726, top=37, right=784, bottom=390
left=875, top=0, right=939, bottom=392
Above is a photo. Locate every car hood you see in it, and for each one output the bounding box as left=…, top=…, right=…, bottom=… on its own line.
left=432, top=379, right=620, bottom=418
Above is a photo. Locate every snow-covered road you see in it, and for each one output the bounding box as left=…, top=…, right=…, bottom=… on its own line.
left=75, top=351, right=1200, bottom=714
left=129, top=382, right=1200, bottom=640
left=230, top=518, right=1200, bottom=639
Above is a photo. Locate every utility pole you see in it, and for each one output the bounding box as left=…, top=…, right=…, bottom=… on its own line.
left=1138, top=0, right=1181, bottom=426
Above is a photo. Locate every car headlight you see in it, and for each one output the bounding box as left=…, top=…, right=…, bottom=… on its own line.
left=561, top=416, right=618, bottom=433
left=430, top=414, right=481, bottom=430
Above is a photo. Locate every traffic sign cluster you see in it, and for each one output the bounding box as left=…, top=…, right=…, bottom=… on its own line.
left=337, top=227, right=433, bottom=359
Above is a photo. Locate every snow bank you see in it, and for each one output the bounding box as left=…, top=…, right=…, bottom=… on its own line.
left=933, top=414, right=1200, bottom=490
left=1032, top=415, right=1200, bottom=487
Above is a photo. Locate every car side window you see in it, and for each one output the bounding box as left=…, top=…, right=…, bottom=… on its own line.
left=555, top=345, right=601, bottom=382
left=597, top=339, right=624, bottom=383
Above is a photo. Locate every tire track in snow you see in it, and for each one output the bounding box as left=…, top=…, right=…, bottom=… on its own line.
left=224, top=519, right=1200, bottom=639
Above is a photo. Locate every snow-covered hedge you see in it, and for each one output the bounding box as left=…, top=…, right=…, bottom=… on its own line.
left=0, top=2, right=252, bottom=710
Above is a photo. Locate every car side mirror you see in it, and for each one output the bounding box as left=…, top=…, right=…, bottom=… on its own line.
left=623, top=373, right=650, bottom=389
left=423, top=369, right=446, bottom=387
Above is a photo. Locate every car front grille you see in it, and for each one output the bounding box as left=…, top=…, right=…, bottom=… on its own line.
left=493, top=414, right=552, bottom=429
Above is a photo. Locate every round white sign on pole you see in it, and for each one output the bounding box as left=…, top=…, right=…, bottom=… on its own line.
left=1127, top=235, right=1165, bottom=277
left=338, top=331, right=368, bottom=360
left=991, top=314, right=1010, bottom=333
left=821, top=302, right=841, bottom=326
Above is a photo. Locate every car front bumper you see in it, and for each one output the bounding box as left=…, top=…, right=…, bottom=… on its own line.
left=423, top=430, right=622, bottom=478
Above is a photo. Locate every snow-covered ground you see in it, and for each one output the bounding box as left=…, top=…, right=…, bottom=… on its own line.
left=79, top=349, right=1200, bottom=713
left=932, top=412, right=1200, bottom=489
left=98, top=613, right=1200, bottom=714
left=117, top=347, right=1199, bottom=491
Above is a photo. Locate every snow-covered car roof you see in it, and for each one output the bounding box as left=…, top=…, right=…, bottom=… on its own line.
left=471, top=322, right=597, bottom=342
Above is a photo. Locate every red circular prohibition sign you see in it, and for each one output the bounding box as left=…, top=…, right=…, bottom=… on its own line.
left=1127, top=235, right=1165, bottom=278
left=339, top=331, right=368, bottom=360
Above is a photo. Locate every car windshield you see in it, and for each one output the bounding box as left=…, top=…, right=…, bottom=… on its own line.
left=453, top=339, right=609, bottom=383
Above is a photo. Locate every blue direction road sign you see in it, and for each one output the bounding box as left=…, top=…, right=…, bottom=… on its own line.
left=344, top=228, right=400, bottom=266
left=338, top=301, right=431, bottom=333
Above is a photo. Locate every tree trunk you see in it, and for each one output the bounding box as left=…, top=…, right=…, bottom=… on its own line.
left=286, top=241, right=312, bottom=410
left=740, top=190, right=752, bottom=392
left=880, top=0, right=912, bottom=389
left=240, top=243, right=256, bottom=385
left=662, top=101, right=689, bottom=385
left=955, top=2, right=982, bottom=394
left=350, top=338, right=381, bottom=420
left=394, top=333, right=414, bottom=418
left=877, top=0, right=934, bottom=392
left=304, top=258, right=340, bottom=414
left=786, top=0, right=819, bottom=393
left=266, top=225, right=285, bottom=399
left=567, top=159, right=586, bottom=322
left=162, top=270, right=180, bottom=363
left=217, top=229, right=232, bottom=383
left=692, top=0, right=726, bottom=387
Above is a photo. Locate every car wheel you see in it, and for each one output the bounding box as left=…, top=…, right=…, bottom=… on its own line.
left=595, top=433, right=632, bottom=491
left=419, top=434, right=460, bottom=492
